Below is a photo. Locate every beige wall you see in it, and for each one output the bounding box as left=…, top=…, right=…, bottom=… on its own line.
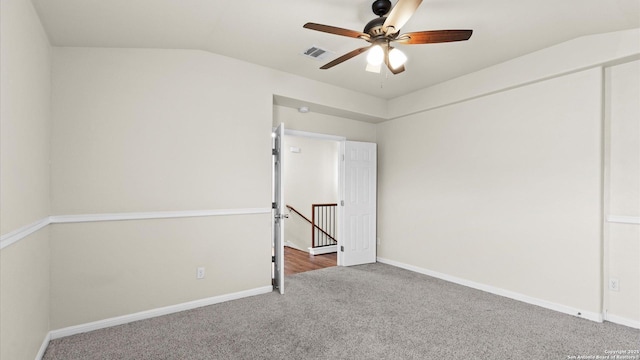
left=0, top=0, right=51, bottom=233
left=376, top=29, right=639, bottom=325
left=283, top=136, right=339, bottom=251
left=0, top=0, right=52, bottom=358
left=50, top=47, right=277, bottom=330
left=377, top=67, right=604, bottom=315
left=388, top=29, right=640, bottom=119
left=0, top=231, right=51, bottom=360
left=52, top=48, right=273, bottom=214
left=604, top=60, right=640, bottom=323
left=50, top=216, right=270, bottom=328
left=274, top=105, right=377, bottom=143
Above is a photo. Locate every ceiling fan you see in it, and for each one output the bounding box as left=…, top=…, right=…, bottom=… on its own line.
left=303, top=0, right=473, bottom=74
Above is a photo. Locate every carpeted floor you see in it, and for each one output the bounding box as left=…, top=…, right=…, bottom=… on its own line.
left=43, top=263, right=639, bottom=359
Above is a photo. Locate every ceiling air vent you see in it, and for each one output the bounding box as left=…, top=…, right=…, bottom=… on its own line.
left=301, top=46, right=332, bottom=61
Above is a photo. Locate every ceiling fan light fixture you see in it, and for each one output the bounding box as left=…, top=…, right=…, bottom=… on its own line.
left=388, top=48, right=407, bottom=69
left=302, top=0, right=473, bottom=75
left=366, top=45, right=384, bottom=66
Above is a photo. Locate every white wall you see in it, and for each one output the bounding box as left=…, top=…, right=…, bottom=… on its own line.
left=604, top=60, right=640, bottom=325
left=52, top=48, right=273, bottom=214
left=50, top=216, right=270, bottom=329
left=377, top=68, right=604, bottom=317
left=388, top=29, right=640, bottom=119
left=377, top=28, right=639, bottom=325
left=274, top=105, right=377, bottom=143
left=50, top=47, right=275, bottom=328
left=0, top=0, right=52, bottom=358
left=283, top=136, right=339, bottom=251
left=0, top=0, right=51, bottom=233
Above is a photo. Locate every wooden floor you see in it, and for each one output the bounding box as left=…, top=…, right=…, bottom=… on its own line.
left=284, top=246, right=337, bottom=276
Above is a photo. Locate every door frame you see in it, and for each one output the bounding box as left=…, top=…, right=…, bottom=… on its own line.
left=273, top=128, right=377, bottom=278
left=279, top=129, right=347, bottom=266
left=272, top=124, right=285, bottom=294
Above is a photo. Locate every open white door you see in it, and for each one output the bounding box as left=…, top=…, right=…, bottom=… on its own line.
left=272, top=123, right=286, bottom=294
left=340, top=141, right=377, bottom=266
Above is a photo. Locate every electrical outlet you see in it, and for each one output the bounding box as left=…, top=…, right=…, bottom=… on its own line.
left=196, top=267, right=205, bottom=279
left=609, top=278, right=619, bottom=292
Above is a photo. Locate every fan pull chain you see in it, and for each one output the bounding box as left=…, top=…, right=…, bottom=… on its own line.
left=380, top=66, right=389, bottom=89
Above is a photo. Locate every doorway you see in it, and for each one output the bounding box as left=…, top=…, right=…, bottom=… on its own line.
left=272, top=125, right=378, bottom=293
left=282, top=131, right=341, bottom=275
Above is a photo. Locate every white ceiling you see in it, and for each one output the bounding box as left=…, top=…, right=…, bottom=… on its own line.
left=32, top=0, right=640, bottom=100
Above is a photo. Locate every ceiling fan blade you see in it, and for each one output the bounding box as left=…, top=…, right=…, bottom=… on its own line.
left=320, top=46, right=372, bottom=70
left=395, top=29, right=473, bottom=44
left=303, top=23, right=370, bottom=41
left=384, top=49, right=406, bottom=75
left=382, top=0, right=423, bottom=35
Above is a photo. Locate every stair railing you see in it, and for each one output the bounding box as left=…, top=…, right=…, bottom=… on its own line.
left=312, top=203, right=337, bottom=248
left=286, top=204, right=337, bottom=248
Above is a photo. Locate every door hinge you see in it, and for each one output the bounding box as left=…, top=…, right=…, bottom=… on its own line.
left=340, top=246, right=344, bottom=252
left=272, top=148, right=278, bottom=155
left=272, top=256, right=276, bottom=262
left=272, top=202, right=277, bottom=209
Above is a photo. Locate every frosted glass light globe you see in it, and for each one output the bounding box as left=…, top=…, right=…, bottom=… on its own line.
left=388, top=48, right=407, bottom=69
left=366, top=45, right=384, bottom=66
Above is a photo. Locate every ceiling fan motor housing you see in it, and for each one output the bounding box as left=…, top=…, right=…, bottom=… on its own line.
left=364, top=17, right=387, bottom=37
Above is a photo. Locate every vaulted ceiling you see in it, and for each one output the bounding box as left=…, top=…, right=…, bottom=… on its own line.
left=32, top=0, right=640, bottom=99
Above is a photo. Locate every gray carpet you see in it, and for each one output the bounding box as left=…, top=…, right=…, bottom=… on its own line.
left=44, top=263, right=639, bottom=359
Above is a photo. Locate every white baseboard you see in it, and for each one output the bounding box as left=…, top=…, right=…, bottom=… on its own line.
left=604, top=313, right=640, bottom=329
left=284, top=242, right=307, bottom=252
left=49, top=286, right=273, bottom=340
left=309, top=245, right=337, bottom=255
left=377, top=257, right=603, bottom=323
left=35, top=331, right=51, bottom=360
